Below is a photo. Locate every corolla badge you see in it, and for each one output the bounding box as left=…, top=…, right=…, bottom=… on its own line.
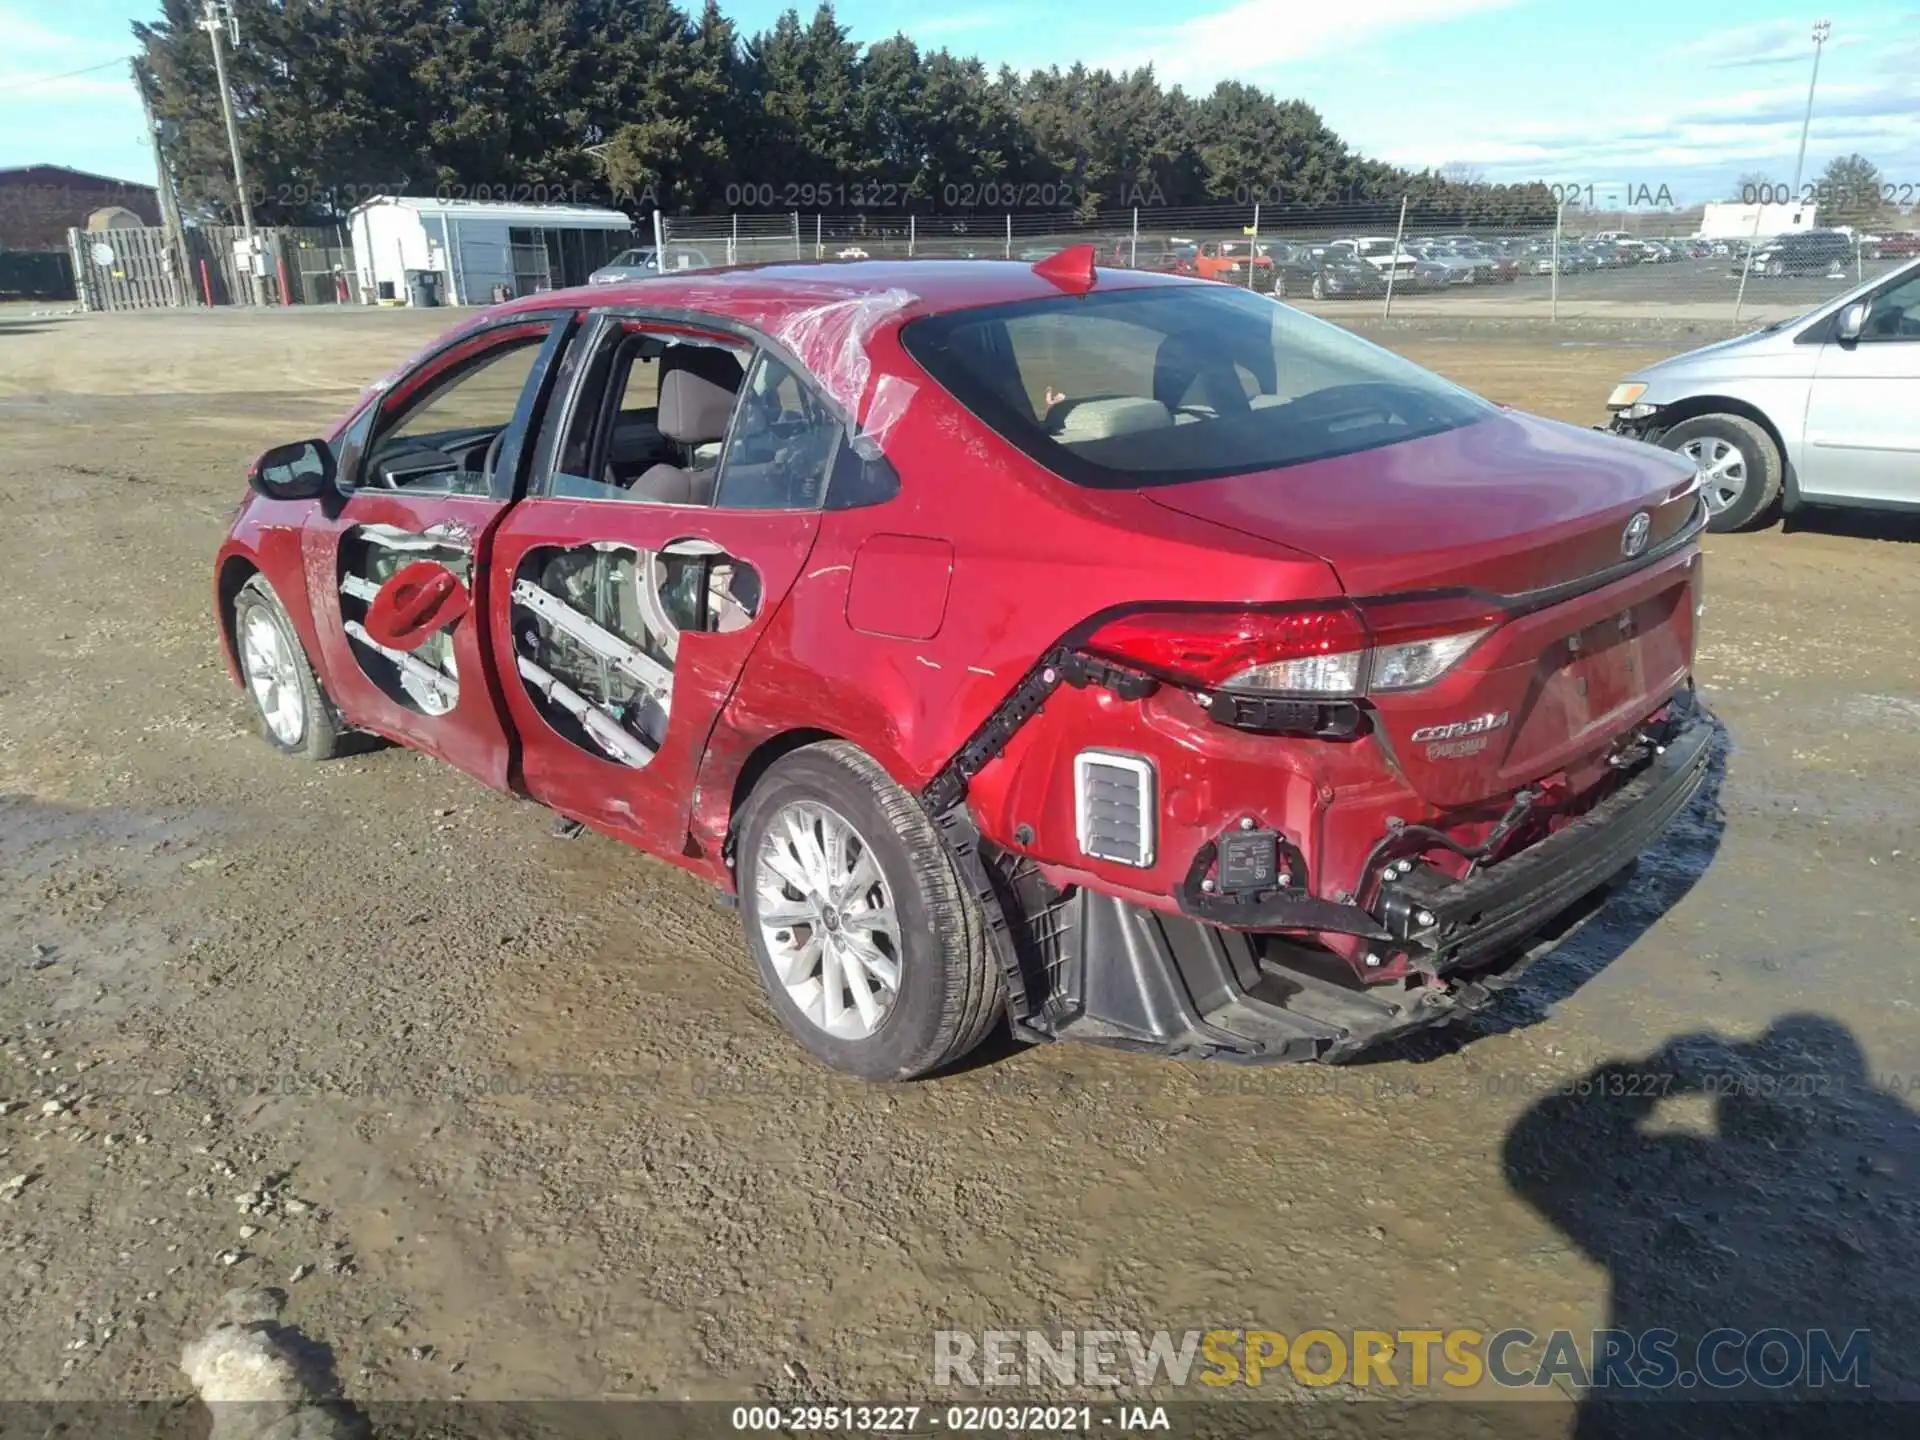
left=1621, top=510, right=1652, bottom=558
left=1411, top=712, right=1510, bottom=744
left=1412, top=710, right=1511, bottom=761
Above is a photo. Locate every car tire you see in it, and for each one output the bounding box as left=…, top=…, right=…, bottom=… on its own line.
left=1766, top=260, right=1785, bottom=278
left=1311, top=274, right=1326, bottom=300
left=1659, top=414, right=1783, bottom=533
left=233, top=575, right=343, bottom=760
left=735, top=741, right=1005, bottom=1080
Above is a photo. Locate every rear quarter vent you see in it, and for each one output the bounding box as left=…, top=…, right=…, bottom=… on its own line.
left=1074, top=751, right=1156, bottom=867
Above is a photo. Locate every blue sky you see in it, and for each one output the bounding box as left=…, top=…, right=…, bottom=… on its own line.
left=3, top=0, right=1916, bottom=208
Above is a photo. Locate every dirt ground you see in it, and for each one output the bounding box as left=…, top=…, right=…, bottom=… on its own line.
left=1, top=304, right=1917, bottom=1425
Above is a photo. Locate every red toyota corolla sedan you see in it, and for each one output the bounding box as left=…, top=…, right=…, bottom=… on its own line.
left=214, top=248, right=1714, bottom=1079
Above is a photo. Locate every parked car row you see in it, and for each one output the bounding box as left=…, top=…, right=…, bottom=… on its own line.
left=1107, top=229, right=1787, bottom=298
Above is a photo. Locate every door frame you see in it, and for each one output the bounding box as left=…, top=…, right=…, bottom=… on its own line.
left=485, top=304, right=845, bottom=857
left=299, top=311, right=580, bottom=788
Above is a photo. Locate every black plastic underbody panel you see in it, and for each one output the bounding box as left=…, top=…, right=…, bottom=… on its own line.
left=1017, top=707, right=1717, bottom=1064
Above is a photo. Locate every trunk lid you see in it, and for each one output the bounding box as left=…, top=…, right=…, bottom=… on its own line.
left=1144, top=412, right=1705, bottom=808
left=1142, top=410, right=1699, bottom=596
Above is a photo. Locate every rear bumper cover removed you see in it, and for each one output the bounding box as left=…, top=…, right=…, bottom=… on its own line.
left=1016, top=704, right=1718, bottom=1064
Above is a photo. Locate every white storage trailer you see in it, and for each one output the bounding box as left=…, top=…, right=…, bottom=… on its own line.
left=347, top=196, right=639, bottom=306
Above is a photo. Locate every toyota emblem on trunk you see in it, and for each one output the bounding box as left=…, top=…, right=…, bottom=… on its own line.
left=1621, top=511, right=1652, bottom=558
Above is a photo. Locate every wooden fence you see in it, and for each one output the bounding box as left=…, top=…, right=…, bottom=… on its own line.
left=65, top=224, right=353, bottom=311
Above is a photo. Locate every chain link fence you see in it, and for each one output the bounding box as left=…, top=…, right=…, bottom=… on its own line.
left=657, top=199, right=1918, bottom=326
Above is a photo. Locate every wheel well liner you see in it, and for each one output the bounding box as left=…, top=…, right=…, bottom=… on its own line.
left=217, top=555, right=261, bottom=679
left=725, top=727, right=842, bottom=851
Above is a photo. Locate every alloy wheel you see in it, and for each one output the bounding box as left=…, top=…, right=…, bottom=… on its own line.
left=753, top=799, right=903, bottom=1041
left=1680, top=435, right=1748, bottom=515
left=240, top=608, right=306, bottom=746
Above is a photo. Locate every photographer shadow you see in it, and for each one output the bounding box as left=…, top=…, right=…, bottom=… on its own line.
left=1502, top=1015, right=1919, bottom=1437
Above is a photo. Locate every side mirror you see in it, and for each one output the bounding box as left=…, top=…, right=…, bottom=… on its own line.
left=1835, top=301, right=1869, bottom=343
left=249, top=440, right=336, bottom=501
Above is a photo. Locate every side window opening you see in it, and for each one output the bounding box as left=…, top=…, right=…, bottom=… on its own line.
left=1862, top=274, right=1920, bottom=339
left=546, top=323, right=751, bottom=504
left=362, top=329, right=550, bottom=495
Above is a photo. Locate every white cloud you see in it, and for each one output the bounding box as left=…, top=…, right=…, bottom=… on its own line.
left=1674, top=19, right=1865, bottom=69
left=1, top=10, right=92, bottom=57
left=1090, top=0, right=1520, bottom=86
left=0, top=10, right=142, bottom=176
left=912, top=11, right=1011, bottom=38
left=1369, top=67, right=1920, bottom=193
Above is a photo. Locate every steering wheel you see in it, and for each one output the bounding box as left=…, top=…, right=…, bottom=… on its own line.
left=482, top=427, right=508, bottom=485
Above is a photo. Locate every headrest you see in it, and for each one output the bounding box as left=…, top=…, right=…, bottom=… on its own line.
left=657, top=370, right=738, bottom=445
left=1152, top=330, right=1250, bottom=416
left=1054, top=396, right=1173, bottom=445
left=659, top=343, right=745, bottom=392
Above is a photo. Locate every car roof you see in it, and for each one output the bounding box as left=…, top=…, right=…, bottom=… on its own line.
left=496, top=256, right=1192, bottom=323
left=482, top=257, right=1200, bottom=411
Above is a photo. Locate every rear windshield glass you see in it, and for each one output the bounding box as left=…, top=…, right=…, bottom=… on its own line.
left=899, top=285, right=1493, bottom=488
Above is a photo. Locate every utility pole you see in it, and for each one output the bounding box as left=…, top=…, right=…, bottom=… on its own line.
left=200, top=0, right=262, bottom=303
left=1790, top=20, right=1831, bottom=205
left=131, top=60, right=197, bottom=307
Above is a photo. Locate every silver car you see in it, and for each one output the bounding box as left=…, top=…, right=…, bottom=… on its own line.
left=587, top=246, right=715, bottom=284
left=1603, top=258, right=1920, bottom=530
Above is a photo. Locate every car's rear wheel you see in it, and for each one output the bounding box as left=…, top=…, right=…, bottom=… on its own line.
left=1661, top=414, right=1783, bottom=532
left=233, top=575, right=343, bottom=759
left=735, top=741, right=1004, bottom=1080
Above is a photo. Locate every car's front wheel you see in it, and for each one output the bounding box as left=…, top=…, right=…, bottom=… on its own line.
left=1661, top=414, right=1783, bottom=532
left=233, top=575, right=343, bottom=759
left=735, top=741, right=1005, bottom=1080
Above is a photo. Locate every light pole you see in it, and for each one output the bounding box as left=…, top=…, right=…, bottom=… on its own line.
left=200, top=0, right=262, bottom=303
left=1789, top=20, right=1831, bottom=205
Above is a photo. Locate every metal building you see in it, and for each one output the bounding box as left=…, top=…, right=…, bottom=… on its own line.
left=346, top=196, right=637, bottom=306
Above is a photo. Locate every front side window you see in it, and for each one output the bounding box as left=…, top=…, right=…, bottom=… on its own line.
left=901, top=284, right=1493, bottom=489
left=1861, top=274, right=1920, bottom=339
left=364, top=328, right=550, bottom=494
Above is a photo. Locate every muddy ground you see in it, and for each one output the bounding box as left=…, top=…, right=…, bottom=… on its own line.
left=1, top=305, right=1916, bottom=1426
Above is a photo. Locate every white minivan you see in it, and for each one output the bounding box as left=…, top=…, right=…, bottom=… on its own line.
left=1603, top=259, right=1920, bottom=529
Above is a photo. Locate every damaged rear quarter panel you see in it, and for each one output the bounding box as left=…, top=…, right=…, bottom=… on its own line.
left=687, top=328, right=1344, bottom=866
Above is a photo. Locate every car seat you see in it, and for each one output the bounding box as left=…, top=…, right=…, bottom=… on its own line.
left=630, top=368, right=742, bottom=504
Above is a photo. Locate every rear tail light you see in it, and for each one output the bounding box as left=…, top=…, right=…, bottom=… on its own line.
left=1081, top=595, right=1502, bottom=698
